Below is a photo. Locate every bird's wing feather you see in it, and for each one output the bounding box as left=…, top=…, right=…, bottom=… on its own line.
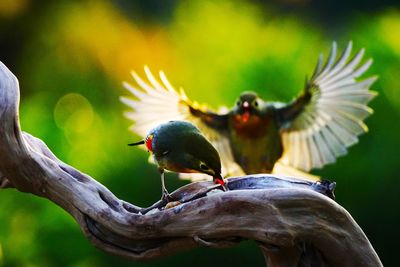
left=272, top=161, right=319, bottom=181
left=276, top=42, right=377, bottom=171
left=120, top=66, right=243, bottom=179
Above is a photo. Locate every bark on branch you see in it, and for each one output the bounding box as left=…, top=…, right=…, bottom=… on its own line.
left=0, top=61, right=382, bottom=266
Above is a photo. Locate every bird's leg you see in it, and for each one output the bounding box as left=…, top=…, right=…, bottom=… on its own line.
left=159, top=168, right=172, bottom=202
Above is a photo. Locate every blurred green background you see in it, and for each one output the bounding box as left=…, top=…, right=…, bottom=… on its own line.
left=0, top=0, right=399, bottom=266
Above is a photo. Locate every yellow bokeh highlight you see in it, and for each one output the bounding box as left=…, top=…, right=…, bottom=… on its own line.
left=56, top=1, right=176, bottom=82
left=175, top=0, right=306, bottom=61
left=46, top=0, right=322, bottom=107
left=169, top=0, right=322, bottom=105
left=52, top=93, right=117, bottom=180
left=378, top=10, right=400, bottom=113
left=9, top=212, right=36, bottom=254
left=53, top=93, right=108, bottom=176
left=54, top=93, right=94, bottom=134
left=66, top=114, right=109, bottom=180
left=379, top=10, right=400, bottom=55
left=0, top=0, right=29, bottom=18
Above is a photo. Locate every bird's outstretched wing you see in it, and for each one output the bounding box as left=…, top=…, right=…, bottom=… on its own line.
left=120, top=66, right=244, bottom=179
left=275, top=41, right=377, bottom=172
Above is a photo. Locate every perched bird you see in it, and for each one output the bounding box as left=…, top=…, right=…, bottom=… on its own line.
left=128, top=120, right=226, bottom=201
left=121, top=42, right=377, bottom=181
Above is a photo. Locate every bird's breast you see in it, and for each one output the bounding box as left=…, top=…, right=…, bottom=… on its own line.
left=231, top=114, right=268, bottom=138
left=154, top=152, right=198, bottom=174
left=229, top=114, right=283, bottom=174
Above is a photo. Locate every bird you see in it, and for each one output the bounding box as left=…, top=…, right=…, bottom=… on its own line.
left=121, top=41, right=377, bottom=181
left=128, top=120, right=227, bottom=201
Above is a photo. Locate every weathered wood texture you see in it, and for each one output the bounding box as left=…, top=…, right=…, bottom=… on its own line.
left=0, top=61, right=382, bottom=266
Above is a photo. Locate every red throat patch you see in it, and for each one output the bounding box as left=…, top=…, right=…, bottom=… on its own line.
left=242, top=111, right=250, bottom=122
left=145, top=134, right=153, bottom=152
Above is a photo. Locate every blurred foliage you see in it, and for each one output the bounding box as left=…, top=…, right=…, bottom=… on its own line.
left=0, top=0, right=399, bottom=266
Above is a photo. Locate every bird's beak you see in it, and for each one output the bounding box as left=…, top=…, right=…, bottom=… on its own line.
left=241, top=101, right=251, bottom=122
left=213, top=175, right=228, bottom=191
left=128, top=140, right=145, bottom=146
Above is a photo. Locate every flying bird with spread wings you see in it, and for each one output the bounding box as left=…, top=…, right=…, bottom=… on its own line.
left=120, top=42, right=377, bottom=181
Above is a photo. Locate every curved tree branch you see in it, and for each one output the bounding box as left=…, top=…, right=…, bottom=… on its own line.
left=0, top=61, right=382, bottom=266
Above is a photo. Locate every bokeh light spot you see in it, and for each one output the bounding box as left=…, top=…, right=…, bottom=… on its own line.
left=54, top=93, right=94, bottom=134
left=379, top=10, right=400, bottom=55
left=0, top=0, right=29, bottom=18
left=9, top=212, right=36, bottom=253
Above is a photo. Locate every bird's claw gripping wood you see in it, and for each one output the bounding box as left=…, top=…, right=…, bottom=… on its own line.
left=161, top=190, right=174, bottom=203
left=140, top=176, right=336, bottom=215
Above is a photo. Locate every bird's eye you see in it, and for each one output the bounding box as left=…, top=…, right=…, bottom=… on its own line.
left=236, top=101, right=241, bottom=106
left=254, top=100, right=259, bottom=107
left=200, top=163, right=209, bottom=170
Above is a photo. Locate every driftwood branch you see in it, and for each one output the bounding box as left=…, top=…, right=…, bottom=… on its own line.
left=0, top=61, right=382, bottom=266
